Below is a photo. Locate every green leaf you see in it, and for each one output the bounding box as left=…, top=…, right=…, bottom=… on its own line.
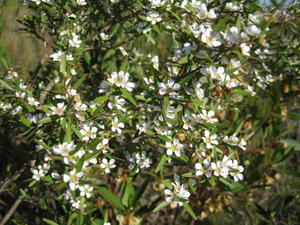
left=22, top=102, right=35, bottom=113
left=84, top=150, right=101, bottom=161
left=20, top=116, right=32, bottom=127
left=184, top=203, right=197, bottom=220
left=155, top=155, right=167, bottom=173
left=219, top=178, right=245, bottom=192
left=97, top=185, right=124, bottom=210
left=67, top=212, right=79, bottom=225
left=29, top=180, right=37, bottom=187
left=178, top=56, right=188, bottom=64
left=121, top=88, right=137, bottom=106
left=144, top=33, right=155, bottom=44
left=95, top=95, right=109, bottom=103
left=277, top=167, right=300, bottom=178
left=43, top=218, right=59, bottom=225
left=60, top=56, right=66, bottom=73
left=72, top=125, right=83, bottom=141
left=182, top=172, right=193, bottom=178
left=121, top=181, right=135, bottom=207
left=226, top=67, right=240, bottom=75
left=120, top=59, right=129, bottom=72
left=38, top=117, right=52, bottom=124
left=153, top=201, right=168, bottom=212
left=213, top=17, right=229, bottom=32
left=288, top=112, right=300, bottom=121
left=131, top=178, right=150, bottom=206
left=73, top=74, right=87, bottom=90
left=0, top=79, right=13, bottom=91
left=104, top=49, right=116, bottom=60
left=91, top=219, right=104, bottom=225
left=64, top=118, right=72, bottom=142
left=162, top=180, right=173, bottom=189
left=282, top=139, right=300, bottom=151
left=76, top=157, right=85, bottom=173
left=234, top=121, right=244, bottom=135
left=178, top=72, right=195, bottom=86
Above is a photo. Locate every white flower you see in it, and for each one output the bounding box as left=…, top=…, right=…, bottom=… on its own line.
left=209, top=66, right=229, bottom=84
left=31, top=0, right=50, bottom=5
left=202, top=130, right=218, bottom=149
left=74, top=102, right=87, bottom=111
left=238, top=138, right=247, bottom=151
left=135, top=151, right=152, bottom=169
left=136, top=120, right=153, bottom=134
left=27, top=97, right=39, bottom=107
left=201, top=159, right=212, bottom=177
left=240, top=43, right=251, bottom=56
left=53, top=142, right=76, bottom=157
left=63, top=169, right=83, bottom=190
left=230, top=160, right=244, bottom=182
left=195, top=162, right=204, bottom=176
left=96, top=138, right=109, bottom=153
left=183, top=42, right=197, bottom=55
left=111, top=117, right=124, bottom=134
left=151, top=55, right=159, bottom=70
left=158, top=79, right=180, bottom=97
left=50, top=102, right=66, bottom=116
left=76, top=0, right=87, bottom=6
left=194, top=81, right=205, bottom=99
left=100, top=158, right=116, bottom=174
left=223, top=135, right=247, bottom=151
left=79, top=184, right=93, bottom=198
left=32, top=163, right=50, bottom=181
left=100, top=32, right=110, bottom=40
left=211, top=160, right=229, bottom=178
left=118, top=47, right=128, bottom=56
left=69, top=33, right=82, bottom=48
left=166, top=139, right=184, bottom=157
left=165, top=106, right=176, bottom=119
left=201, top=28, right=222, bottom=47
left=151, top=0, right=165, bottom=8
left=164, top=179, right=190, bottom=208
left=108, top=96, right=126, bottom=111
left=198, top=109, right=218, bottom=123
left=246, top=25, right=261, bottom=37
left=32, top=169, right=45, bottom=181
left=146, top=12, right=162, bottom=24
left=108, top=71, right=135, bottom=92
left=197, top=3, right=216, bottom=19
left=50, top=51, right=65, bottom=62
left=225, top=2, right=241, bottom=11
left=80, top=125, right=98, bottom=141
left=182, top=114, right=196, bottom=130
left=98, top=82, right=110, bottom=93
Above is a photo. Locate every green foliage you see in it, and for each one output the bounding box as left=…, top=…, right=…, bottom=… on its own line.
left=0, top=0, right=300, bottom=224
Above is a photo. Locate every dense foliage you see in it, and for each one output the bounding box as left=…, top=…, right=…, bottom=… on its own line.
left=0, top=0, right=300, bottom=224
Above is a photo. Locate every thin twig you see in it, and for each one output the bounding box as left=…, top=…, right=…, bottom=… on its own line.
left=0, top=196, right=24, bottom=225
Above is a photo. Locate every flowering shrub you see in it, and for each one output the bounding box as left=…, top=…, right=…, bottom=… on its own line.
left=0, top=0, right=300, bottom=224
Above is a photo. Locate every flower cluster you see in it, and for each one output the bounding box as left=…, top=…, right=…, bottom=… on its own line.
left=1, top=0, right=299, bottom=223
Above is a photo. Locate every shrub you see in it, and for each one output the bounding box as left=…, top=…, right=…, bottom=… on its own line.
left=0, top=0, right=299, bottom=224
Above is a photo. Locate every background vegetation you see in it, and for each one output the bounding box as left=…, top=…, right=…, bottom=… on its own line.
left=0, top=0, right=300, bottom=225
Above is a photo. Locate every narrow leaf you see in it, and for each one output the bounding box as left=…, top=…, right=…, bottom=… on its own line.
left=43, top=218, right=59, bottom=225
left=0, top=79, right=13, bottom=91
left=153, top=201, right=168, bottom=212
left=73, top=74, right=87, bottom=90
left=282, top=139, right=300, bottom=151
left=184, top=203, right=197, bottom=220
left=121, top=88, right=137, bottom=106
left=97, top=186, right=124, bottom=210
left=155, top=155, right=167, bottom=173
